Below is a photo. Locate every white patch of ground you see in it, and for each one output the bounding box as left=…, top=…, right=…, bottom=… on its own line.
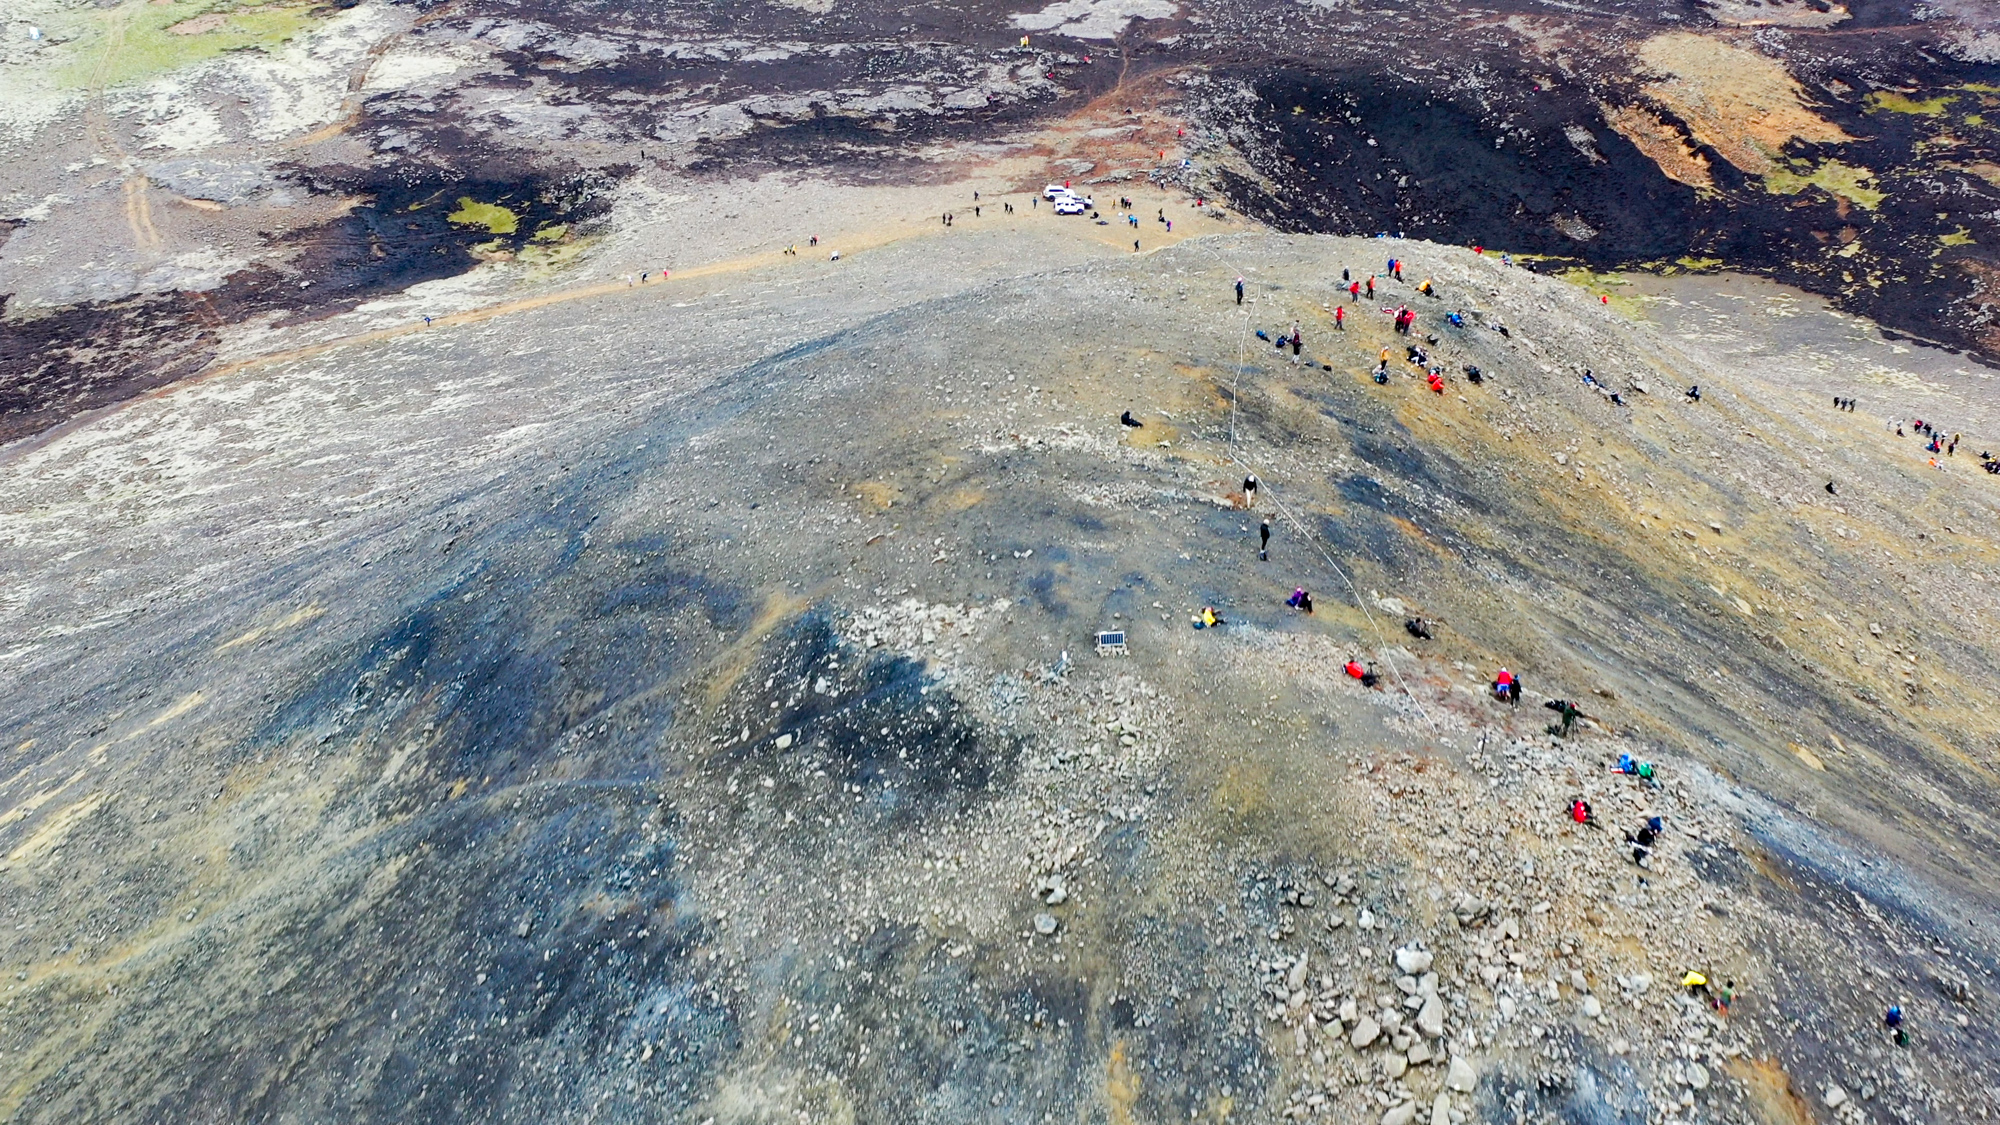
left=1010, top=0, right=1177, bottom=40
left=361, top=46, right=469, bottom=93
left=0, top=0, right=92, bottom=153
left=105, top=1, right=408, bottom=153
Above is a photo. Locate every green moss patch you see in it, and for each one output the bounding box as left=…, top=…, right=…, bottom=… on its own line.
left=447, top=198, right=520, bottom=235
left=1864, top=91, right=1955, bottom=116
left=62, top=0, right=322, bottom=91
left=1763, top=161, right=1886, bottom=211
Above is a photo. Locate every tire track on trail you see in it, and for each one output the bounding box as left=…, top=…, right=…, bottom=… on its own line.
left=83, top=3, right=163, bottom=255
left=287, top=1, right=461, bottom=149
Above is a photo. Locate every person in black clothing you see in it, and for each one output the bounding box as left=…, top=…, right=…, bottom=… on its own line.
left=1235, top=277, right=1244, bottom=305
left=1121, top=411, right=1143, bottom=428
left=1259, top=518, right=1271, bottom=561
left=1243, top=474, right=1259, bottom=504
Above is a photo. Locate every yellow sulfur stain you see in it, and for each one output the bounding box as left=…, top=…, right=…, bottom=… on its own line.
left=1106, top=1038, right=1142, bottom=1125
left=7, top=790, right=110, bottom=864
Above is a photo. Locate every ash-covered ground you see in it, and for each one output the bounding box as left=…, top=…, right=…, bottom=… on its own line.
left=2, top=222, right=1998, bottom=1124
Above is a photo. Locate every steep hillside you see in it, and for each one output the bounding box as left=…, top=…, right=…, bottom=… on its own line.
left=1, top=227, right=1996, bottom=1125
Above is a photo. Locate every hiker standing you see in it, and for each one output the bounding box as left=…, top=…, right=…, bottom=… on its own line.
left=1335, top=305, right=1346, bottom=331
left=1259, top=518, right=1271, bottom=560
left=1236, top=277, right=1245, bottom=305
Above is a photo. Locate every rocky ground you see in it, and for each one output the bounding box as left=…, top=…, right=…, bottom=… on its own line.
left=1, top=214, right=1996, bottom=1124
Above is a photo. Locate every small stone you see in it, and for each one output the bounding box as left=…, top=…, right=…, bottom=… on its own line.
left=1446, top=1055, right=1477, bottom=1093
left=1417, top=995, right=1445, bottom=1038
left=1823, top=1085, right=1848, bottom=1108
left=1350, top=1016, right=1381, bottom=1049
left=1610, top=1038, right=1630, bottom=1055
left=1288, top=953, right=1310, bottom=991
left=1429, top=1093, right=1452, bottom=1125
left=775, top=733, right=794, bottom=750
left=1407, top=1041, right=1433, bottom=1066
left=1686, top=1063, right=1709, bottom=1091
left=1339, top=998, right=1359, bottom=1024
left=1382, top=1102, right=1416, bottom=1125
left=515, top=920, right=531, bottom=939
left=1570, top=969, right=1587, bottom=993
left=1497, top=996, right=1517, bottom=1020
left=1395, top=947, right=1434, bottom=974
left=1554, top=452, right=1568, bottom=465
left=1397, top=975, right=1420, bottom=995
left=1359, top=909, right=1376, bottom=930
left=1382, top=1052, right=1409, bottom=1079
left=1582, top=995, right=1603, bottom=1019
left=1033, top=913, right=1058, bottom=935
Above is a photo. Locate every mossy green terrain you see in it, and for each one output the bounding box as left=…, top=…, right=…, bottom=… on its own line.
left=61, top=0, right=323, bottom=91
left=1763, top=160, right=1886, bottom=211
left=448, top=198, right=521, bottom=235
left=1864, top=91, right=1955, bottom=116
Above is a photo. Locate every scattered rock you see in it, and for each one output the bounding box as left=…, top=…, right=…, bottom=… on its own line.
left=1033, top=913, right=1058, bottom=935
left=1381, top=1101, right=1416, bottom=1125
left=1395, top=946, right=1434, bottom=974
left=1382, top=1051, right=1409, bottom=1079
left=1446, top=1055, right=1477, bottom=1093
left=775, top=733, right=794, bottom=750
left=1582, top=995, right=1603, bottom=1019
left=1416, top=995, right=1444, bottom=1038
left=1824, top=1085, right=1848, bottom=1108
left=1429, top=1093, right=1452, bottom=1125
left=1351, top=1016, right=1381, bottom=1049
left=1686, top=1062, right=1709, bottom=1091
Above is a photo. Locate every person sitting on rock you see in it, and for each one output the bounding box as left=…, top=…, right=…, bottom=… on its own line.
left=1194, top=606, right=1223, bottom=629
left=1494, top=668, right=1514, bottom=702
left=1569, top=798, right=1597, bottom=827
left=1120, top=410, right=1143, bottom=428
